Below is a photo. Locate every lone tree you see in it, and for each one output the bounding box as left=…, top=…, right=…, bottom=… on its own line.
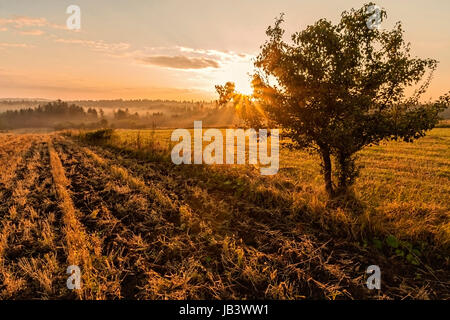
left=236, top=3, right=448, bottom=197
left=215, top=81, right=266, bottom=129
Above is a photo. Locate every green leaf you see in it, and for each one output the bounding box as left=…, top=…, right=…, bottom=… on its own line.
left=386, top=235, right=399, bottom=248
left=362, top=240, right=368, bottom=248
left=402, top=241, right=413, bottom=251
left=373, top=239, right=383, bottom=250
left=406, top=253, right=420, bottom=265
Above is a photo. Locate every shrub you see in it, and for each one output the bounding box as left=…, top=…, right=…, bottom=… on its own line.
left=84, top=128, right=115, bottom=142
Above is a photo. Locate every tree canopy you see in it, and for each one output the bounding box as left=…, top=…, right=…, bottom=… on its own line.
left=217, top=3, right=449, bottom=196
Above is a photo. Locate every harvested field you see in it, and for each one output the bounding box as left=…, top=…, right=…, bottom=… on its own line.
left=0, top=130, right=448, bottom=299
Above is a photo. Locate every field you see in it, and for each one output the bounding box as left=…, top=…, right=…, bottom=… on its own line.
left=0, top=128, right=448, bottom=299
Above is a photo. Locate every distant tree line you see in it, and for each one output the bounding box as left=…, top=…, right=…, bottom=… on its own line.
left=69, top=99, right=211, bottom=114
left=0, top=100, right=103, bottom=129
left=0, top=99, right=233, bottom=130
left=114, top=108, right=139, bottom=120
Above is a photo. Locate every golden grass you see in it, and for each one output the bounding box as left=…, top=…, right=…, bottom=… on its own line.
left=65, top=127, right=449, bottom=299
left=48, top=139, right=100, bottom=299
left=0, top=128, right=447, bottom=299
left=81, top=145, right=177, bottom=213
left=0, top=135, right=36, bottom=297
left=91, top=127, right=449, bottom=250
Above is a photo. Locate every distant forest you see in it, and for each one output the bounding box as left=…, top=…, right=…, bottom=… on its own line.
left=0, top=101, right=103, bottom=130
left=0, top=99, right=237, bottom=130
left=0, top=99, right=212, bottom=112
left=3, top=98, right=445, bottom=131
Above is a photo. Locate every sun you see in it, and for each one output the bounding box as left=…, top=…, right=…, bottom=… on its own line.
left=233, top=78, right=253, bottom=96
left=210, top=58, right=255, bottom=96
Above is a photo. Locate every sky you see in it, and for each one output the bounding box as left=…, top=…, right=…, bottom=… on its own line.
left=0, top=0, right=449, bottom=101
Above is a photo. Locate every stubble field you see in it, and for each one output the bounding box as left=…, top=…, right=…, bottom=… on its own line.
left=0, top=128, right=448, bottom=299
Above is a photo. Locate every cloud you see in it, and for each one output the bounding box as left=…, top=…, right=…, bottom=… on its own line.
left=0, top=16, right=65, bottom=30
left=0, top=16, right=47, bottom=28
left=177, top=46, right=252, bottom=62
left=0, top=42, right=34, bottom=48
left=139, top=55, right=220, bottom=69
left=134, top=46, right=253, bottom=70
left=18, top=29, right=45, bottom=36
left=53, top=38, right=130, bottom=53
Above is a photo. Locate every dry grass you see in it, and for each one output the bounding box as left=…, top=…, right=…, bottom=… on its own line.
left=81, top=128, right=449, bottom=251
left=0, top=129, right=448, bottom=300
left=48, top=140, right=94, bottom=298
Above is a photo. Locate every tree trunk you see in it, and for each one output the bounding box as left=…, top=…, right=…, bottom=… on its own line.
left=320, top=147, right=334, bottom=197
left=336, top=151, right=356, bottom=195
left=337, top=152, right=347, bottom=192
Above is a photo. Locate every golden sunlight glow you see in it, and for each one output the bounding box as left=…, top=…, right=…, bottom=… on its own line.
left=234, top=79, right=253, bottom=96
left=0, top=1, right=447, bottom=101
